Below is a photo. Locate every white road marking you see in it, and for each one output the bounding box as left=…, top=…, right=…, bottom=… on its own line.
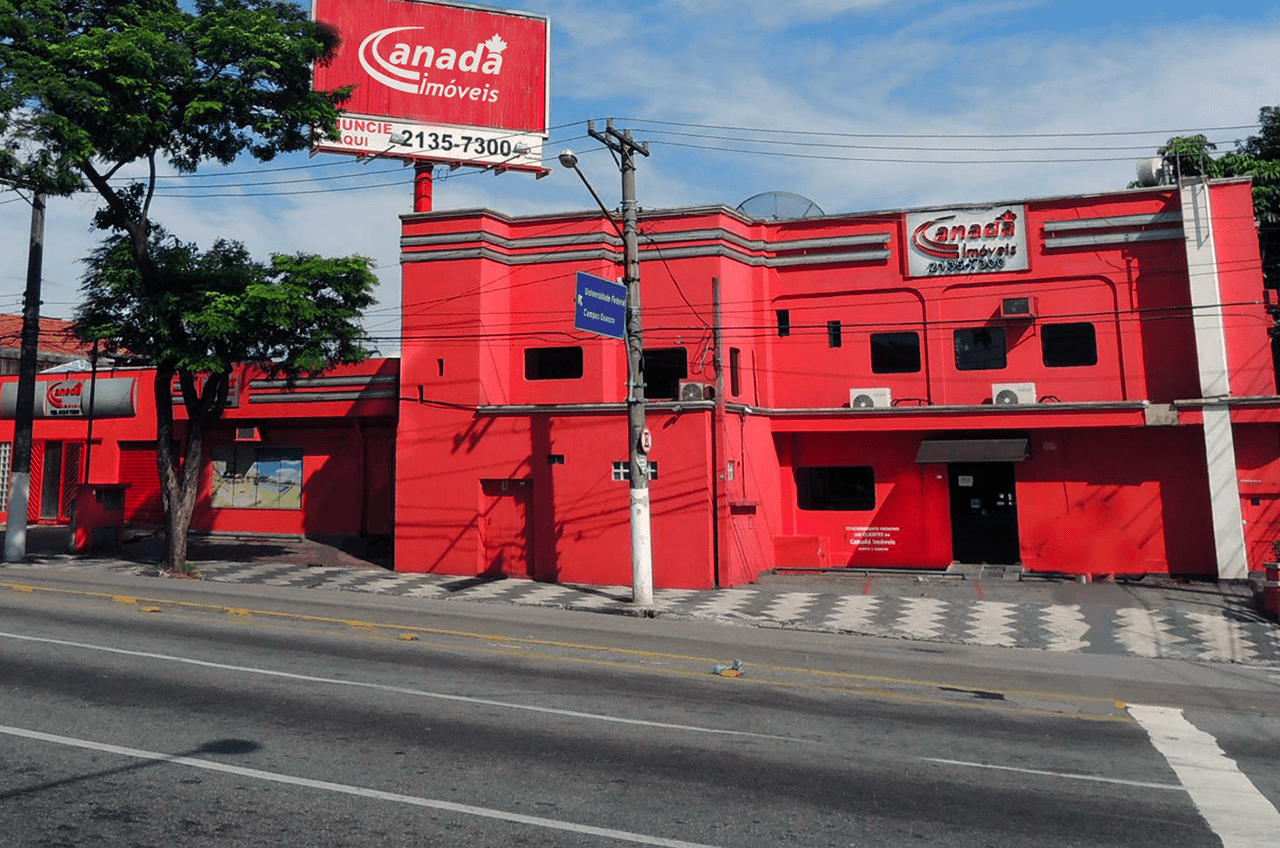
left=0, top=724, right=723, bottom=848
left=921, top=757, right=1182, bottom=790
left=822, top=595, right=880, bottom=632
left=0, top=630, right=792, bottom=741
left=1129, top=703, right=1280, bottom=848
left=1039, top=604, right=1089, bottom=652
left=964, top=601, right=1019, bottom=647
left=762, top=592, right=818, bottom=622
left=894, top=597, right=948, bottom=640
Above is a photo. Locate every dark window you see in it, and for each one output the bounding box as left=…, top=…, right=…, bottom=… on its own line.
left=795, top=466, right=876, bottom=511
left=1041, top=322, right=1097, bottom=367
left=871, top=332, right=921, bottom=373
left=776, top=309, right=791, bottom=337
left=642, top=347, right=688, bottom=399
left=954, top=327, right=1007, bottom=371
left=827, top=320, right=842, bottom=349
left=729, top=347, right=741, bottom=397
left=525, top=347, right=583, bottom=380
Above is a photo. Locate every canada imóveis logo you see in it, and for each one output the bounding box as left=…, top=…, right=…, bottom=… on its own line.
left=359, top=27, right=507, bottom=99
left=911, top=209, right=1019, bottom=259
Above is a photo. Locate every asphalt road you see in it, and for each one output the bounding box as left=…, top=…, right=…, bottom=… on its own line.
left=3, top=571, right=1280, bottom=847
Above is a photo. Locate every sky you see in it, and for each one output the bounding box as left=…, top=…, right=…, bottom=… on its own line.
left=2, top=0, right=1278, bottom=356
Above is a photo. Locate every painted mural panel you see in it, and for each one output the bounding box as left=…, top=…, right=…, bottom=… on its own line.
left=212, top=447, right=303, bottom=510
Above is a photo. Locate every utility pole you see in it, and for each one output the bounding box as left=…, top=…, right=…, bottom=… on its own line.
left=4, top=187, right=45, bottom=562
left=560, top=120, right=653, bottom=604
left=596, top=120, right=654, bottom=606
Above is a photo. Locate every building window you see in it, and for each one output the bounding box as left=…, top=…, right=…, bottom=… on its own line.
left=612, top=461, right=658, bottom=481
left=1041, top=322, right=1098, bottom=367
left=871, top=332, right=921, bottom=373
left=729, top=347, right=741, bottom=397
left=795, top=466, right=875, bottom=511
left=827, top=320, right=843, bottom=349
left=954, top=327, right=1007, bottom=371
left=776, top=309, right=791, bottom=337
left=642, top=347, right=688, bottom=399
left=525, top=346, right=583, bottom=380
left=212, top=446, right=303, bottom=509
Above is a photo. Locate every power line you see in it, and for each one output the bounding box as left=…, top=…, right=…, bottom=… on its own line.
left=619, top=118, right=1262, bottom=140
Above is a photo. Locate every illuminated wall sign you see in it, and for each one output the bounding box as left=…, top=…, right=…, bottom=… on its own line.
left=311, top=0, right=550, bottom=172
left=0, top=377, right=137, bottom=419
left=905, top=205, right=1029, bottom=277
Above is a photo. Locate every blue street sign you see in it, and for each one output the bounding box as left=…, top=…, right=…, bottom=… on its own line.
left=574, top=272, right=627, bottom=340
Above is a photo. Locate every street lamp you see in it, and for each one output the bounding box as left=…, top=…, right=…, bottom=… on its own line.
left=559, top=120, right=653, bottom=606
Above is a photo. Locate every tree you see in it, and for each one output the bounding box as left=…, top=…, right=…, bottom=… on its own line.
left=0, top=0, right=359, bottom=570
left=76, top=231, right=376, bottom=570
left=1151, top=107, right=1280, bottom=290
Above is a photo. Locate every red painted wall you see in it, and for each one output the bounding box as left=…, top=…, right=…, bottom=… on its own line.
left=0, top=360, right=397, bottom=541
left=397, top=180, right=1278, bottom=586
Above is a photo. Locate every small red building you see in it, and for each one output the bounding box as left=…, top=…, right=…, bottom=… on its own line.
left=395, top=177, right=1280, bottom=587
left=0, top=360, right=397, bottom=545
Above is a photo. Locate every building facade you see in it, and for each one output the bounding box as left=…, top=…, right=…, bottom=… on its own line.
left=395, top=177, right=1280, bottom=587
left=0, top=360, right=397, bottom=544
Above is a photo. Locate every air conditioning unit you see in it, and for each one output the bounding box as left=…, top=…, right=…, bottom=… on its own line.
left=678, top=380, right=713, bottom=402
left=992, top=382, right=1037, bottom=405
left=849, top=387, right=893, bottom=409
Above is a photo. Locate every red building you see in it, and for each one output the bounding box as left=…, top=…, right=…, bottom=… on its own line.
left=395, top=177, right=1280, bottom=587
left=0, top=360, right=397, bottom=544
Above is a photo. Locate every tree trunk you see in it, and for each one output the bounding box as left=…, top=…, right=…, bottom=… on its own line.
left=152, top=369, right=225, bottom=572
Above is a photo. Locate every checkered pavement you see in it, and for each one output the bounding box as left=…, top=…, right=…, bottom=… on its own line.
left=6, top=556, right=1279, bottom=665
left=188, top=561, right=1280, bottom=665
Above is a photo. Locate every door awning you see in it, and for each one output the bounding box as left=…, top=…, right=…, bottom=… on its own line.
left=916, top=438, right=1029, bottom=463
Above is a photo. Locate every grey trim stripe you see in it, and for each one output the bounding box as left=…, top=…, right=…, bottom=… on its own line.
left=1043, top=229, right=1186, bottom=250
left=1042, top=210, right=1181, bottom=232
left=249, top=389, right=397, bottom=403
left=401, top=227, right=890, bottom=255
left=404, top=243, right=890, bottom=268
left=253, top=375, right=398, bottom=390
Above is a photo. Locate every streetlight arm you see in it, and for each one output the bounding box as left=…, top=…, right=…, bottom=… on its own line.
left=566, top=163, right=625, bottom=239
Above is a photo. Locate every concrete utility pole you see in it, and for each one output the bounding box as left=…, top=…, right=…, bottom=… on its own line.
left=4, top=187, right=45, bottom=562
left=560, top=119, right=653, bottom=605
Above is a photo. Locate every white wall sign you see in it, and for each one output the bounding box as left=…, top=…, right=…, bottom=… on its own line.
left=906, top=205, right=1029, bottom=277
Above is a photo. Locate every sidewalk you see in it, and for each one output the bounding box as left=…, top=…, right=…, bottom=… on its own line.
left=6, top=525, right=1280, bottom=666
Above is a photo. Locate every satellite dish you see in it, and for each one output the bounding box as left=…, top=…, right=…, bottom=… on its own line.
left=1136, top=156, right=1167, bottom=187
left=735, top=191, right=824, bottom=221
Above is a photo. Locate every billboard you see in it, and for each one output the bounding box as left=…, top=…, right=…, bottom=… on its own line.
left=905, top=205, right=1029, bottom=277
left=311, top=0, right=550, bottom=172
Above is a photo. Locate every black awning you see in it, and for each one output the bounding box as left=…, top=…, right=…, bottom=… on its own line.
left=915, top=438, right=1029, bottom=463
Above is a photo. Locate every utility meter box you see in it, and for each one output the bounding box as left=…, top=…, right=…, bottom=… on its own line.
left=70, top=483, right=129, bottom=554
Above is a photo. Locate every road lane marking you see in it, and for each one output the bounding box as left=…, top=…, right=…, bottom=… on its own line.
left=0, top=587, right=1127, bottom=721
left=0, top=723, right=723, bottom=848
left=0, top=629, right=793, bottom=741
left=921, top=757, right=1183, bottom=790
left=1129, top=703, right=1280, bottom=848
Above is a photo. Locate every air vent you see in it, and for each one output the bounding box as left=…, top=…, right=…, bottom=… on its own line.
left=1001, top=297, right=1035, bottom=318
left=992, top=382, right=1037, bottom=405
left=677, top=381, right=713, bottom=402
left=235, top=426, right=261, bottom=441
left=849, top=387, right=892, bottom=409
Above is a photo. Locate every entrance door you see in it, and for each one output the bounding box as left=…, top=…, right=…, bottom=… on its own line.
left=479, top=479, right=533, bottom=577
left=948, top=462, right=1020, bottom=564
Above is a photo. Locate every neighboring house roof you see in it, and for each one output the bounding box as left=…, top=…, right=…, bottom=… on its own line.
left=0, top=313, right=93, bottom=359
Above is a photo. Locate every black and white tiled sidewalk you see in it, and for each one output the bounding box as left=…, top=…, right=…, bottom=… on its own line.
left=7, top=556, right=1279, bottom=665
left=173, top=561, right=1280, bottom=666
